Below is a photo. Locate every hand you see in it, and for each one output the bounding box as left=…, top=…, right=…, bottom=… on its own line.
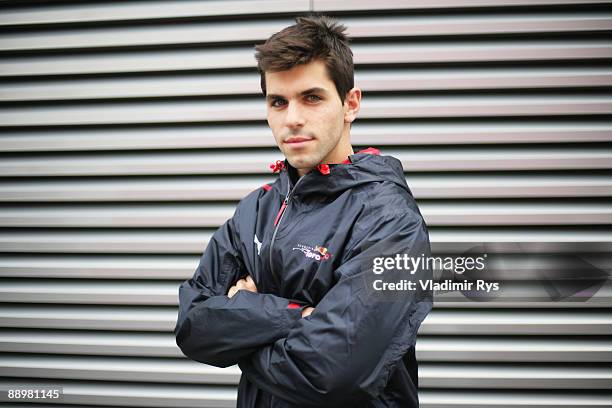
left=227, top=275, right=258, bottom=298
left=301, top=306, right=315, bottom=318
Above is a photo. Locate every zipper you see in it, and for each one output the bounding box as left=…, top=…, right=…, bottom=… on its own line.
left=269, top=175, right=305, bottom=283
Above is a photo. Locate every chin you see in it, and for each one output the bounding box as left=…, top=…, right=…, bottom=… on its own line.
left=287, top=155, right=315, bottom=170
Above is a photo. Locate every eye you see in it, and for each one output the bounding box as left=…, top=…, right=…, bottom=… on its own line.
left=270, top=98, right=287, bottom=108
left=305, top=94, right=322, bottom=103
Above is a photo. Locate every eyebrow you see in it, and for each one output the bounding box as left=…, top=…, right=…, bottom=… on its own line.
left=266, top=87, right=328, bottom=102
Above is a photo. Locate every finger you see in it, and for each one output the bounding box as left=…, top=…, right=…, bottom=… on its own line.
left=228, top=286, right=238, bottom=298
left=302, top=306, right=315, bottom=318
left=245, top=276, right=258, bottom=292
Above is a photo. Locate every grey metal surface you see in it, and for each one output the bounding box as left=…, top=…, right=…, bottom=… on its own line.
left=1, top=0, right=611, bottom=407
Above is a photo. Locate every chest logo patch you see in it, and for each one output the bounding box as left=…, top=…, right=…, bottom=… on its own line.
left=254, top=234, right=262, bottom=256
left=292, top=243, right=332, bottom=261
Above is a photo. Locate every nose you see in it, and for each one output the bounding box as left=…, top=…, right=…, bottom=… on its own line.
left=284, top=100, right=305, bottom=129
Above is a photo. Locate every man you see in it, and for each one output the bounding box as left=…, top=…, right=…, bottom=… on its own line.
left=175, top=15, right=433, bottom=407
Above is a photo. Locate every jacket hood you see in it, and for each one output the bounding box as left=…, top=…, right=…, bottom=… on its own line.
left=271, top=147, right=410, bottom=198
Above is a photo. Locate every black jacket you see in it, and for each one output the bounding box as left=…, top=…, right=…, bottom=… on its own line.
left=175, top=148, right=433, bottom=407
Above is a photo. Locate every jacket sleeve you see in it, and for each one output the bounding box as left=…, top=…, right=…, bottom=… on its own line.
left=238, top=209, right=434, bottom=407
left=174, top=206, right=303, bottom=368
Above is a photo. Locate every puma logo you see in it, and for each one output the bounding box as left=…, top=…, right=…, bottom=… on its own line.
left=254, top=234, right=262, bottom=256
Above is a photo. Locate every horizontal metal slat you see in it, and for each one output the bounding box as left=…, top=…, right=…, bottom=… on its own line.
left=361, top=95, right=612, bottom=119
left=419, top=364, right=612, bottom=389
left=0, top=354, right=240, bottom=384
left=1, top=175, right=610, bottom=202
left=0, top=330, right=184, bottom=358
left=4, top=68, right=612, bottom=102
left=0, top=19, right=293, bottom=52
left=0, top=177, right=272, bottom=202
left=0, top=256, right=197, bottom=279
left=2, top=96, right=611, bottom=126
left=0, top=305, right=176, bottom=331
left=1, top=148, right=610, bottom=176
left=2, top=330, right=610, bottom=361
left=314, top=0, right=612, bottom=12
left=1, top=229, right=610, bottom=254
left=0, top=1, right=308, bottom=27
left=0, top=73, right=261, bottom=102
left=0, top=0, right=606, bottom=27
left=0, top=378, right=237, bottom=407
left=354, top=40, right=612, bottom=65
left=1, top=41, right=609, bottom=77
left=1, top=306, right=610, bottom=334
left=1, top=385, right=610, bottom=408
left=433, top=282, right=612, bottom=308
left=355, top=68, right=612, bottom=92
left=0, top=47, right=256, bottom=77
left=346, top=14, right=612, bottom=38
left=0, top=125, right=274, bottom=152
left=0, top=201, right=609, bottom=227
left=418, top=389, right=612, bottom=408
left=405, top=174, right=612, bottom=198
left=2, top=122, right=611, bottom=152
left=0, top=230, right=211, bottom=254
left=2, top=14, right=610, bottom=52
left=429, top=229, right=612, bottom=247
left=423, top=201, right=612, bottom=226
left=417, top=336, right=612, bottom=362
left=0, top=279, right=181, bottom=305
left=0, top=204, right=234, bottom=227
left=1, top=355, right=610, bottom=389
left=423, top=309, right=612, bottom=335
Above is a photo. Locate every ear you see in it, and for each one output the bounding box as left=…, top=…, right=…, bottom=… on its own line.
left=344, top=87, right=361, bottom=124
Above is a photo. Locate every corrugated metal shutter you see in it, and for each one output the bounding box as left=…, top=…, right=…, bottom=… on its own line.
left=1, top=1, right=611, bottom=407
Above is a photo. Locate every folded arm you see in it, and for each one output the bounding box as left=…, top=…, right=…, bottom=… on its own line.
left=174, top=210, right=304, bottom=368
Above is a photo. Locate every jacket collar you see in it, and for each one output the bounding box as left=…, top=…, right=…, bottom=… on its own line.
left=270, top=147, right=410, bottom=198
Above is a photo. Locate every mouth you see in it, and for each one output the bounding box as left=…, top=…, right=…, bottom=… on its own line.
left=284, top=136, right=315, bottom=147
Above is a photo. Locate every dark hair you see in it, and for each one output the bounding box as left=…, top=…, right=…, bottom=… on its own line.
left=254, top=15, right=354, bottom=103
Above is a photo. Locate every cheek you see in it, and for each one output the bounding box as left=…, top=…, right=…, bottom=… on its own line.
left=267, top=114, right=281, bottom=135
left=323, top=107, right=345, bottom=133
left=317, top=104, right=343, bottom=125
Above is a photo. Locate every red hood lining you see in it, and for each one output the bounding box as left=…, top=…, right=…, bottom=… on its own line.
left=270, top=147, right=381, bottom=175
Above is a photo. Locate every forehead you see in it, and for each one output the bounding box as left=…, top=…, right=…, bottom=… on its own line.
left=265, top=60, right=335, bottom=95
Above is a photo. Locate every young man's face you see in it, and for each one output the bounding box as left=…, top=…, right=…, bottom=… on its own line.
left=265, top=59, right=358, bottom=176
